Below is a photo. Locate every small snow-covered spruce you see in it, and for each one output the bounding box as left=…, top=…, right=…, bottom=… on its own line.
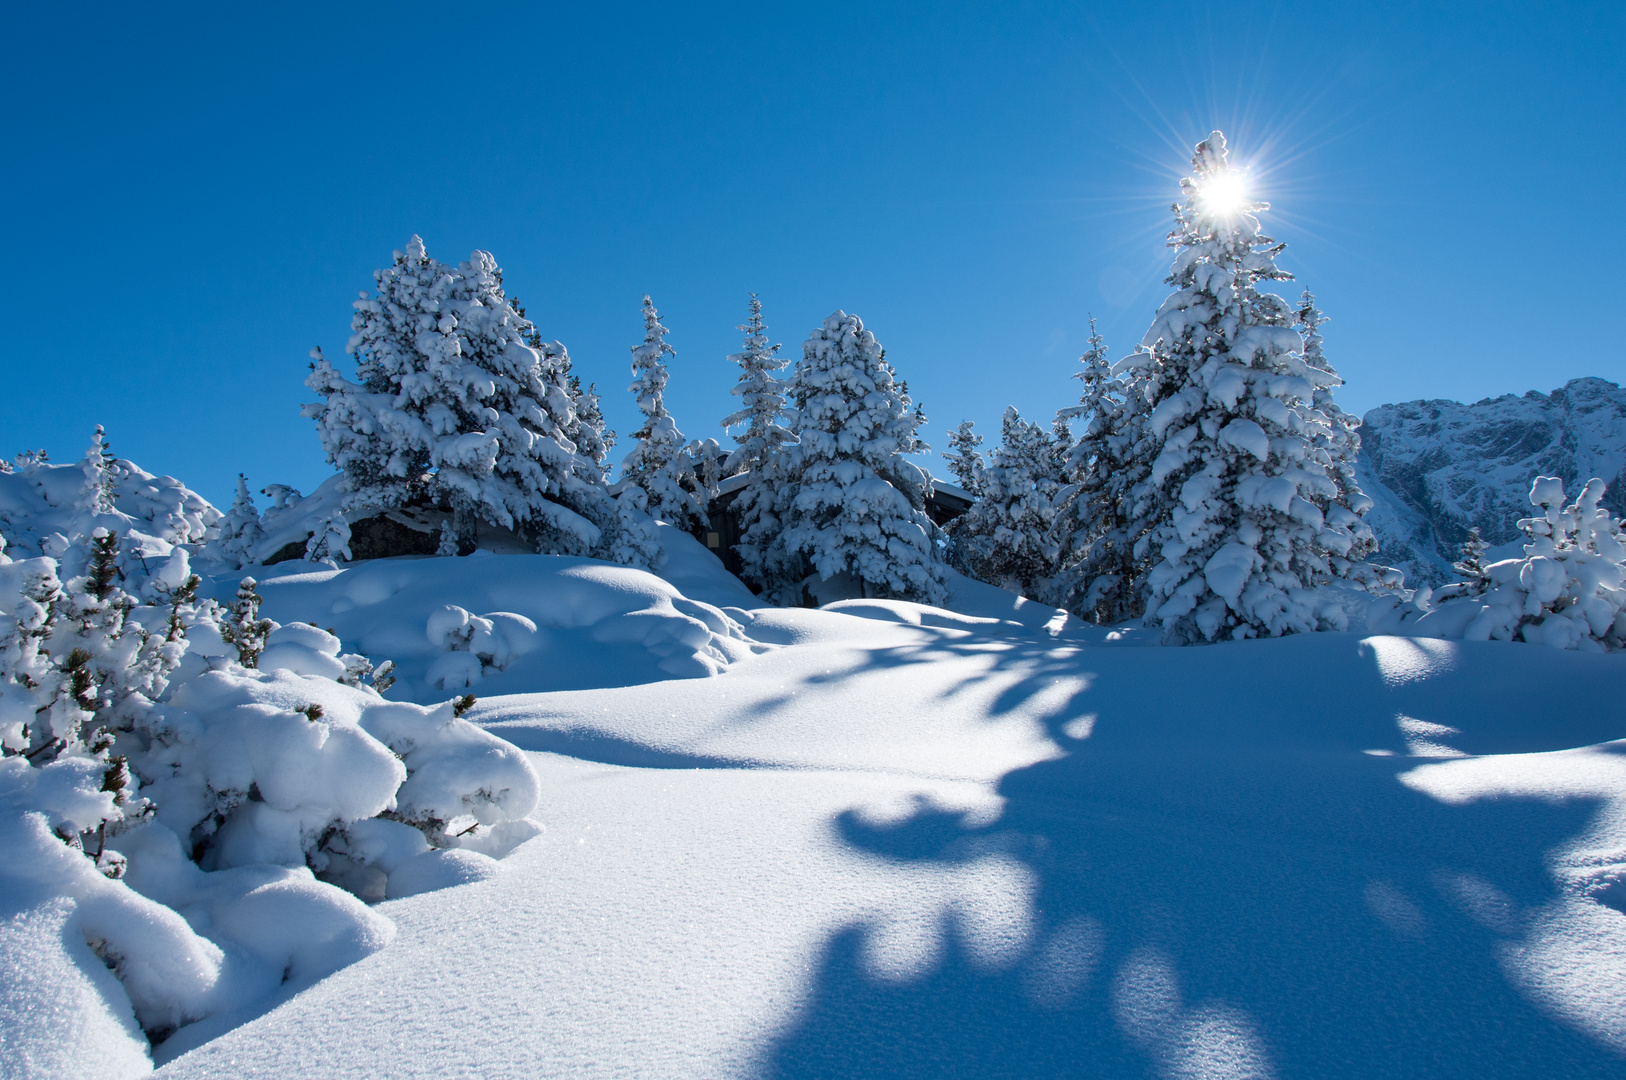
left=1446, top=527, right=1492, bottom=599
left=305, top=236, right=622, bottom=561
left=52, top=527, right=174, bottom=740
left=568, top=374, right=614, bottom=482
left=75, top=425, right=119, bottom=526
left=219, top=577, right=272, bottom=668
left=1050, top=321, right=1154, bottom=624
left=1127, top=132, right=1368, bottom=643
left=947, top=407, right=1059, bottom=597
left=619, top=296, right=707, bottom=533
left=211, top=475, right=264, bottom=568
left=943, top=420, right=987, bottom=498
left=720, top=295, right=793, bottom=476
left=747, top=311, right=948, bottom=605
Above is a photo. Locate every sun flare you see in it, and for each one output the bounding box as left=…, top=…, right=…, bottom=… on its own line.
left=1200, top=170, right=1248, bottom=216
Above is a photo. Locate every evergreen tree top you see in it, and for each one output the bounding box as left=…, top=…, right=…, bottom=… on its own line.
left=628, top=296, right=675, bottom=438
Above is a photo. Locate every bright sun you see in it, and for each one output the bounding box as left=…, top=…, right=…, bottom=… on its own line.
left=1200, top=171, right=1248, bottom=216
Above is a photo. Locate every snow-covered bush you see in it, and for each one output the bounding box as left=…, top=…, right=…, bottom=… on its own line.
left=743, top=311, right=948, bottom=606
left=1373, top=475, right=1626, bottom=650
left=0, top=427, right=219, bottom=564
left=1113, top=132, right=1372, bottom=643
left=304, top=236, right=628, bottom=562
left=0, top=456, right=544, bottom=1065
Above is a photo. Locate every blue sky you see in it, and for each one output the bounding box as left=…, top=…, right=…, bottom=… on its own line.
left=3, top=2, right=1621, bottom=508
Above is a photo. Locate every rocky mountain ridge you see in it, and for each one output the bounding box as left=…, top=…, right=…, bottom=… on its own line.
left=1356, top=376, right=1626, bottom=586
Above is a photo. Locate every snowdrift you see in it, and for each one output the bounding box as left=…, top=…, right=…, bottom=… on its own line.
left=152, top=620, right=1626, bottom=1079
left=245, top=543, right=769, bottom=702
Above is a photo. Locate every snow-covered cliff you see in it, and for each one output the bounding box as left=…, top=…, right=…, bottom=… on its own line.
left=1357, top=377, right=1626, bottom=585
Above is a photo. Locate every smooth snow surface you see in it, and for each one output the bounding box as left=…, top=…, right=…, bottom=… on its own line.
left=153, top=606, right=1626, bottom=1079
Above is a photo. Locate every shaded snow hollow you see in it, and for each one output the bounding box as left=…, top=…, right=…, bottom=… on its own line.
left=148, top=571, right=1626, bottom=1079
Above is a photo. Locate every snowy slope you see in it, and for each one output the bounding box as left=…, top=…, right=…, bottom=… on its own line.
left=1358, top=377, right=1626, bottom=585
left=152, top=615, right=1626, bottom=1079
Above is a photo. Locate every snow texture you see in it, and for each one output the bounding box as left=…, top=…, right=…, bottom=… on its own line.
left=247, top=529, right=764, bottom=701
left=150, top=620, right=1626, bottom=1080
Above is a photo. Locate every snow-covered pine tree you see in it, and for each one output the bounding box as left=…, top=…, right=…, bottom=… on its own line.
left=72, top=426, right=120, bottom=540
left=943, top=420, right=987, bottom=498
left=1451, top=526, right=1492, bottom=598
left=305, top=236, right=623, bottom=560
left=945, top=407, right=1058, bottom=597
left=567, top=374, right=614, bottom=483
left=1125, top=131, right=1370, bottom=643
left=720, top=295, right=792, bottom=476
left=212, top=475, right=264, bottom=567
left=619, top=296, right=707, bottom=533
left=307, top=511, right=354, bottom=563
left=1049, top=321, right=1154, bottom=623
left=219, top=577, right=272, bottom=668
left=1295, top=289, right=1376, bottom=574
left=747, top=311, right=948, bottom=605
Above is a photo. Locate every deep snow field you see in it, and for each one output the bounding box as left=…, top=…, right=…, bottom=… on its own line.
left=8, top=529, right=1626, bottom=1079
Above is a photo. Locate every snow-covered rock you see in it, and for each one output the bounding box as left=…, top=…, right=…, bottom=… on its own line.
left=1358, top=377, right=1626, bottom=585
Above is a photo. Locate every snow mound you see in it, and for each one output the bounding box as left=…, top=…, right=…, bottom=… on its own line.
left=0, top=454, right=219, bottom=562
left=247, top=551, right=766, bottom=701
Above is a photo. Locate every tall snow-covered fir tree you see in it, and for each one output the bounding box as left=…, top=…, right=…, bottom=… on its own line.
left=945, top=407, right=1059, bottom=597
left=304, top=236, right=625, bottom=561
left=619, top=296, right=707, bottom=533
left=720, top=295, right=792, bottom=476
left=744, top=311, right=947, bottom=605
left=1049, top=320, right=1156, bottom=623
left=1118, top=132, right=1373, bottom=642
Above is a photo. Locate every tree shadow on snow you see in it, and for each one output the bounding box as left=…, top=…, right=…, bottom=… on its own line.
left=758, top=632, right=1626, bottom=1080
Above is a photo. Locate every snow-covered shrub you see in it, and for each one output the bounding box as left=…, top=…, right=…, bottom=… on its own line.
left=1, top=466, right=544, bottom=1063
left=743, top=311, right=948, bottom=605
left=0, top=427, right=219, bottom=564
left=423, top=604, right=540, bottom=690
left=1373, top=475, right=1626, bottom=650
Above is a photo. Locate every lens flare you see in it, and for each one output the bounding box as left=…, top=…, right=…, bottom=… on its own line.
left=1200, top=171, right=1248, bottom=216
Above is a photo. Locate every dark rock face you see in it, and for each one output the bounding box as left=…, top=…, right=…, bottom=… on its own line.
left=260, top=512, right=443, bottom=566
left=348, top=513, right=441, bottom=560
left=1356, top=377, right=1626, bottom=585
